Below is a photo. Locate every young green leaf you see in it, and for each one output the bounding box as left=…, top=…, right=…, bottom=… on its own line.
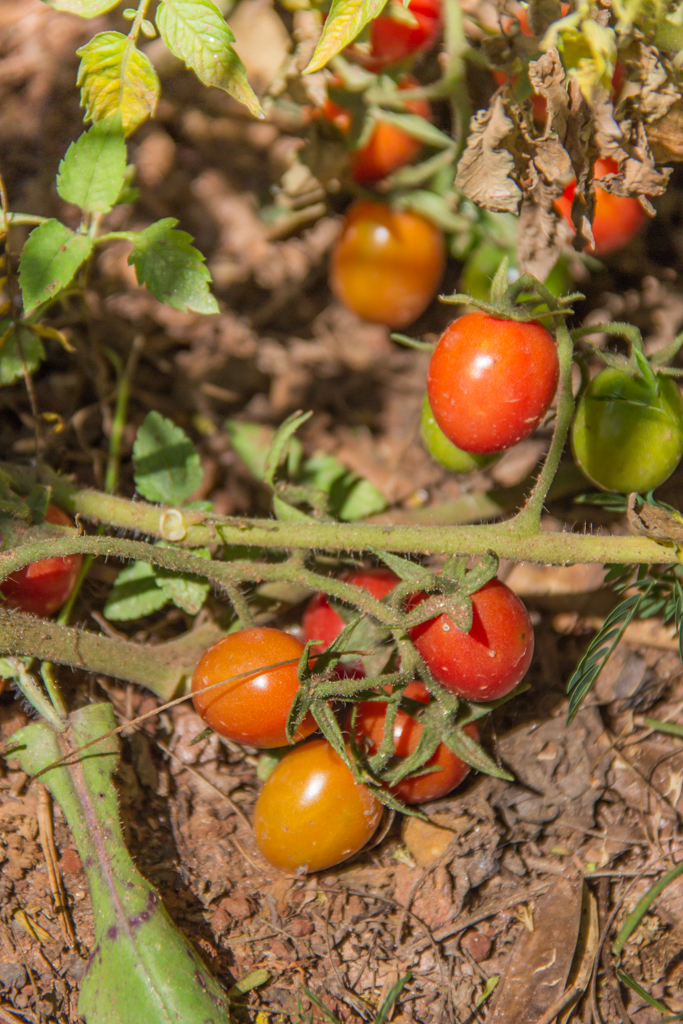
left=104, top=560, right=169, bottom=621
left=155, top=0, right=263, bottom=119
left=18, top=221, right=93, bottom=315
left=0, top=324, right=45, bottom=385
left=44, top=0, right=121, bottom=11
left=44, top=0, right=121, bottom=13
left=76, top=31, right=159, bottom=135
left=132, top=410, right=203, bottom=505
left=57, top=115, right=127, bottom=214
left=155, top=545, right=211, bottom=614
left=304, top=0, right=390, bottom=73
left=128, top=218, right=219, bottom=314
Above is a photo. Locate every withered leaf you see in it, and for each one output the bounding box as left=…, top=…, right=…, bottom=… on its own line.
left=627, top=495, right=683, bottom=543
left=455, top=96, right=522, bottom=214
left=486, top=872, right=584, bottom=1024
left=647, top=101, right=683, bottom=163
left=528, top=48, right=569, bottom=139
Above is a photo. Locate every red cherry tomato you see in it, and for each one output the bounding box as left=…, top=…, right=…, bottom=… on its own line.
left=350, top=681, right=480, bottom=803
left=427, top=311, right=559, bottom=454
left=253, top=737, right=383, bottom=873
left=368, top=0, right=441, bottom=68
left=191, top=627, right=317, bottom=748
left=330, top=200, right=445, bottom=328
left=554, top=157, right=646, bottom=255
left=0, top=505, right=82, bottom=617
left=408, top=578, right=534, bottom=701
left=302, top=567, right=400, bottom=651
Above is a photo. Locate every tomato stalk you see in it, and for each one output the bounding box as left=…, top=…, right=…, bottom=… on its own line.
left=511, top=315, right=576, bottom=534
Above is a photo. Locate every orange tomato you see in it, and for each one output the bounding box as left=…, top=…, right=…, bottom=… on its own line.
left=253, top=738, right=383, bottom=872
left=330, top=199, right=445, bottom=327
left=191, top=627, right=317, bottom=748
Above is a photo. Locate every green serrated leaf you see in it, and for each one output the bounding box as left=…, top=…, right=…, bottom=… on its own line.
left=0, top=323, right=45, bottom=385
left=76, top=31, right=159, bottom=135
left=104, top=560, right=168, bottom=621
left=305, top=0, right=390, bottom=72
left=337, top=476, right=387, bottom=520
left=57, top=115, right=126, bottom=214
left=44, top=0, right=121, bottom=13
left=442, top=723, right=513, bottom=779
left=18, top=221, right=93, bottom=315
left=156, top=545, right=210, bottom=614
left=155, top=0, right=263, bottom=119
left=132, top=410, right=203, bottom=506
left=128, top=218, right=219, bottom=314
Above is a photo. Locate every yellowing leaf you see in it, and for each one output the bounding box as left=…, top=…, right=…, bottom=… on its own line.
left=43, top=0, right=121, bottom=14
left=76, top=31, right=160, bottom=135
left=304, top=0, right=390, bottom=73
left=155, top=0, right=263, bottom=119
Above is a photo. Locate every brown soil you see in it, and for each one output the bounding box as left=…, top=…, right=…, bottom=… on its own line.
left=1, top=4, right=683, bottom=1023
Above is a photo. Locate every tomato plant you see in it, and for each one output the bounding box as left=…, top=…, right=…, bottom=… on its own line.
left=554, top=158, right=646, bottom=255
left=571, top=367, right=683, bottom=493
left=191, top=627, right=317, bottom=748
left=253, top=737, right=383, bottom=872
left=0, top=505, right=82, bottom=617
left=302, top=567, right=399, bottom=650
left=408, top=579, right=534, bottom=701
left=427, top=311, right=559, bottom=453
left=421, top=394, right=495, bottom=473
left=367, top=0, right=441, bottom=68
left=349, top=681, right=480, bottom=803
left=330, top=200, right=445, bottom=328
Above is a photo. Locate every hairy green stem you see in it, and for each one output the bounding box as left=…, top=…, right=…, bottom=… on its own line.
left=0, top=459, right=671, bottom=566
left=0, top=615, right=225, bottom=701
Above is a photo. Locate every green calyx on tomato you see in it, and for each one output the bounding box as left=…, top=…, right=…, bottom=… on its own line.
left=420, top=394, right=496, bottom=473
left=571, top=367, right=683, bottom=493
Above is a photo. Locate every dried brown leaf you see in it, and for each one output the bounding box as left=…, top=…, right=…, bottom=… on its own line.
left=455, top=95, right=522, bottom=214
left=486, top=872, right=584, bottom=1024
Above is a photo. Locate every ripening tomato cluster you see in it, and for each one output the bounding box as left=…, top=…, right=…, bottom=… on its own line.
left=0, top=505, right=82, bottom=618
left=421, top=308, right=683, bottom=493
left=191, top=565, right=534, bottom=874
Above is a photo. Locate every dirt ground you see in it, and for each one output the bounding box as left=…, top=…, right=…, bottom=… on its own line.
left=2, top=2, right=683, bottom=1022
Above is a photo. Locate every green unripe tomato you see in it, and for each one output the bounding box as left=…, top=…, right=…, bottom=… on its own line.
left=571, top=367, right=683, bottom=493
left=421, top=394, right=495, bottom=473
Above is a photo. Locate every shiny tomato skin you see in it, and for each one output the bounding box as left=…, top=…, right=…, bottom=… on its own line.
left=0, top=505, right=82, bottom=617
left=191, top=627, right=317, bottom=749
left=554, top=158, right=646, bottom=255
left=427, top=311, right=559, bottom=454
left=253, top=738, right=383, bottom=873
left=351, top=682, right=480, bottom=803
left=571, top=367, right=683, bottom=493
left=409, top=579, right=534, bottom=701
left=302, top=567, right=400, bottom=650
left=369, top=0, right=441, bottom=67
left=330, top=200, right=445, bottom=328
